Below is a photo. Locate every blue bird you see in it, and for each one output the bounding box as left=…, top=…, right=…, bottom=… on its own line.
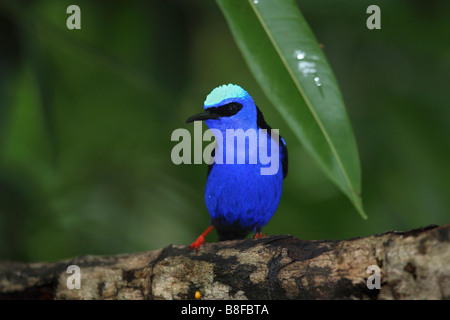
left=185, top=84, right=288, bottom=249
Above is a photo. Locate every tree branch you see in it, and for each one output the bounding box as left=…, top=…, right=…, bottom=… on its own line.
left=0, top=224, right=449, bottom=299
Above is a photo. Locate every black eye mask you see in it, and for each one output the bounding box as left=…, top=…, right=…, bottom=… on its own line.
left=205, top=102, right=243, bottom=118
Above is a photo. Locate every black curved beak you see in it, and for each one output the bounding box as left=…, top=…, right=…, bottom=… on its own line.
left=185, top=109, right=220, bottom=124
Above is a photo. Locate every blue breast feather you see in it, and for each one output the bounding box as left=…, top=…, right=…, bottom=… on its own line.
left=204, top=106, right=287, bottom=238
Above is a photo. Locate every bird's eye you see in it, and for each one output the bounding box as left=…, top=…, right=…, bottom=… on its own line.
left=228, top=103, right=238, bottom=113
left=211, top=102, right=243, bottom=118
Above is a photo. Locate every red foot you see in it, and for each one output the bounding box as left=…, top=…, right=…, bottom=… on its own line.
left=190, top=235, right=206, bottom=250
left=253, top=232, right=267, bottom=239
left=190, top=225, right=214, bottom=251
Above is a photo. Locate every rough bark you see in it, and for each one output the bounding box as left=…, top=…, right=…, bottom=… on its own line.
left=0, top=224, right=449, bottom=300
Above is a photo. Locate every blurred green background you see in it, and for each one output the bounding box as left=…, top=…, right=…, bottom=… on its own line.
left=0, top=0, right=448, bottom=262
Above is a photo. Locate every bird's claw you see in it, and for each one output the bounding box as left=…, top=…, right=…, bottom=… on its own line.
left=253, top=232, right=267, bottom=239
left=190, top=235, right=205, bottom=251
left=189, top=225, right=214, bottom=251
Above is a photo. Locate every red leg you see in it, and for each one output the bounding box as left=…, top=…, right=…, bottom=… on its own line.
left=190, top=225, right=214, bottom=250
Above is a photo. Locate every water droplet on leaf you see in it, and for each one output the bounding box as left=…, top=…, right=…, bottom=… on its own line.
left=314, top=76, right=322, bottom=87
left=298, top=61, right=316, bottom=77
left=294, top=50, right=306, bottom=60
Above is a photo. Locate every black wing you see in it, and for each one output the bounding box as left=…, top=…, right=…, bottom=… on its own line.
left=207, top=147, right=214, bottom=178
left=256, top=105, right=288, bottom=179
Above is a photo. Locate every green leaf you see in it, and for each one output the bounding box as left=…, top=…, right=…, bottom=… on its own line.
left=216, top=0, right=366, bottom=218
